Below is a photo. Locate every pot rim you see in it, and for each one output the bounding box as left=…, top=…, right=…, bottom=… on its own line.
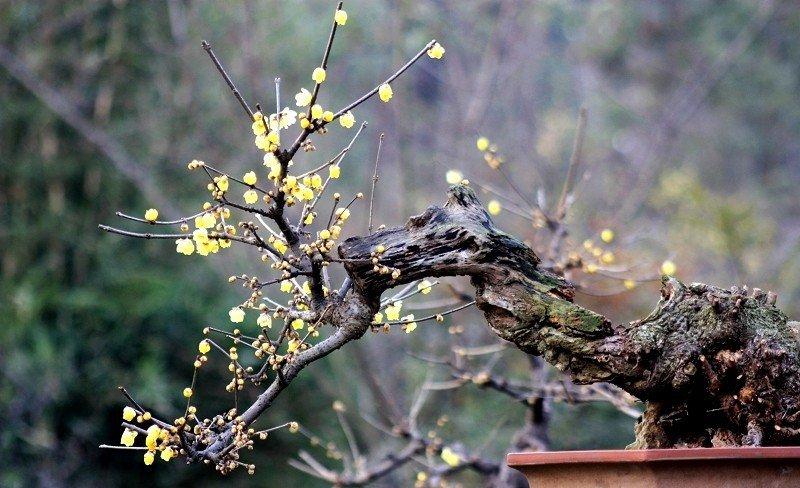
left=507, top=447, right=800, bottom=466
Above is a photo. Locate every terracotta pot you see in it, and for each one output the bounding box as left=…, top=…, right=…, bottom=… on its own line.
left=507, top=447, right=800, bottom=487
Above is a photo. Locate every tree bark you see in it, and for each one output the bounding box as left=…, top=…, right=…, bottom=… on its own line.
left=340, top=185, right=800, bottom=448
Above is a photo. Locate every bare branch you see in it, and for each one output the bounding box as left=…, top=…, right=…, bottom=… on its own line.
left=201, top=40, right=255, bottom=120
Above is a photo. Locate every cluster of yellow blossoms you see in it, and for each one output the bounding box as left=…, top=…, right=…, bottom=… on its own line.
left=120, top=407, right=177, bottom=465
left=476, top=135, right=502, bottom=169
left=579, top=228, right=676, bottom=287
left=370, top=280, right=435, bottom=334
left=120, top=6, right=449, bottom=473
left=170, top=201, right=234, bottom=257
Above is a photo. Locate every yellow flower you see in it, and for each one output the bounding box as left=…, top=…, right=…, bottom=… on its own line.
left=143, top=451, right=155, bottom=466
left=216, top=175, right=229, bottom=192
left=310, top=174, right=323, bottom=189
left=624, top=279, right=636, bottom=290
left=287, top=339, right=300, bottom=353
left=299, top=186, right=314, bottom=201
left=183, top=387, right=193, bottom=398
left=291, top=319, right=304, bottom=330
left=295, top=88, right=312, bottom=107
left=243, top=189, right=258, bottom=204
left=445, top=170, right=463, bottom=185
left=312, top=67, right=327, bottom=84
left=322, top=111, right=334, bottom=122
left=601, top=251, right=615, bottom=264
left=402, top=315, right=417, bottom=333
left=280, top=280, right=293, bottom=293
left=661, top=260, right=676, bottom=276
left=311, top=104, right=323, bottom=120
left=252, top=118, right=266, bottom=136
left=586, top=263, right=598, bottom=274
left=243, top=171, right=257, bottom=185
left=123, top=406, right=137, bottom=422
left=160, top=446, right=175, bottom=462
left=196, top=238, right=220, bottom=256
left=427, top=42, right=445, bottom=59
left=373, top=312, right=384, bottom=324
left=319, top=229, right=331, bottom=240
left=120, top=428, right=137, bottom=447
left=267, top=165, right=281, bottom=182
left=175, top=238, right=194, bottom=256
left=254, top=133, right=269, bottom=151
left=487, top=200, right=502, bottom=216
left=264, top=152, right=280, bottom=168
left=193, top=228, right=209, bottom=244
left=270, top=108, right=297, bottom=130
left=144, top=208, right=158, bottom=222
left=266, top=131, right=280, bottom=144
left=476, top=136, right=489, bottom=151
left=273, top=239, right=288, bottom=254
left=334, top=9, right=348, bottom=25
left=378, top=83, right=393, bottom=102
left=385, top=301, right=402, bottom=321
left=257, top=313, right=272, bottom=328
left=339, top=111, right=355, bottom=128
left=145, top=425, right=161, bottom=450
left=304, top=213, right=315, bottom=225
left=195, top=212, right=216, bottom=229
left=418, top=280, right=433, bottom=294
left=600, top=229, right=615, bottom=243
left=198, top=340, right=211, bottom=355
left=329, top=165, right=341, bottom=179
left=336, top=208, right=350, bottom=221
left=441, top=447, right=460, bottom=467
left=229, top=307, right=245, bottom=323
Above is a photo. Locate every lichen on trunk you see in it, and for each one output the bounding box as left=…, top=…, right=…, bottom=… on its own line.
left=340, top=185, right=800, bottom=448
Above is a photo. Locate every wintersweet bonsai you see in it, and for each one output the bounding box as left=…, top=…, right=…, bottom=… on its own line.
left=99, top=2, right=800, bottom=484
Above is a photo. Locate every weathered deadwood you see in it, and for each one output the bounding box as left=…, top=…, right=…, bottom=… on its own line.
left=339, top=185, right=800, bottom=448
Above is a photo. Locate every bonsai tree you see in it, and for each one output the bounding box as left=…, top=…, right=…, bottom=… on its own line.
left=99, top=2, right=800, bottom=484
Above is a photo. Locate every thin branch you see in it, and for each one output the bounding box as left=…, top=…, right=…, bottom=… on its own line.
left=368, top=133, right=384, bottom=233
left=554, top=107, right=587, bottom=221
left=332, top=40, right=437, bottom=120
left=115, top=204, right=222, bottom=226
left=298, top=122, right=368, bottom=228
left=305, top=1, right=344, bottom=120
left=201, top=40, right=255, bottom=120
left=384, top=300, right=475, bottom=325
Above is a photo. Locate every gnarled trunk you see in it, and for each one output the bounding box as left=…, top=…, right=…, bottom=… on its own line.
left=340, top=185, right=800, bottom=448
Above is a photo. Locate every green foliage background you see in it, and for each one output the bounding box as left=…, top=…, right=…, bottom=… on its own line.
left=2, top=1, right=799, bottom=486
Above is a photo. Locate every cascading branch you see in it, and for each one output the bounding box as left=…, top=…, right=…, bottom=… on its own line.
left=99, top=2, right=447, bottom=474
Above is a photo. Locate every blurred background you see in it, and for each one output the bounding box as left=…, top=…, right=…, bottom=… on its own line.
left=2, top=0, right=799, bottom=486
